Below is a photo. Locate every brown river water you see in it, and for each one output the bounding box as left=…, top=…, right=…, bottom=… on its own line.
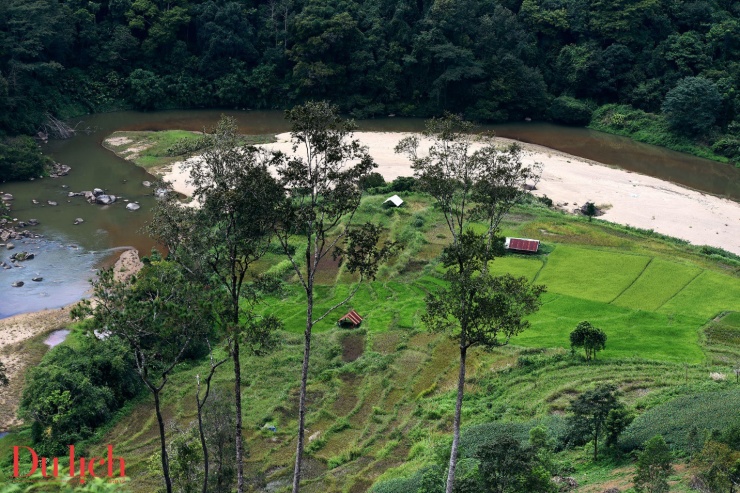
left=0, top=109, right=738, bottom=317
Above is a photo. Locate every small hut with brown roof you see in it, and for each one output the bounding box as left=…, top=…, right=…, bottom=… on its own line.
left=338, top=309, right=363, bottom=329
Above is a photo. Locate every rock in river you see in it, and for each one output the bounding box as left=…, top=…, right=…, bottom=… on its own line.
left=73, top=218, right=84, bottom=225
left=47, top=200, right=58, bottom=206
left=142, top=181, right=152, bottom=187
left=126, top=202, right=141, bottom=211
left=32, top=277, right=43, bottom=282
left=93, top=188, right=104, bottom=196
left=10, top=252, right=34, bottom=261
left=96, top=194, right=116, bottom=205
left=11, top=281, right=24, bottom=287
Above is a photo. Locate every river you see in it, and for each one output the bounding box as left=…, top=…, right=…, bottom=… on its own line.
left=0, top=110, right=738, bottom=318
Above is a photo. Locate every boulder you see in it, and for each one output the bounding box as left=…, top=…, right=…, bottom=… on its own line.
left=6, top=242, right=14, bottom=250
left=11, top=281, right=24, bottom=287
left=142, top=181, right=152, bottom=187
left=73, top=218, right=84, bottom=225
left=126, top=202, right=141, bottom=211
left=10, top=252, right=34, bottom=261
left=154, top=188, right=169, bottom=198
left=32, top=199, right=39, bottom=205
left=47, top=200, right=58, bottom=206
left=96, top=194, right=115, bottom=205
left=28, top=219, right=39, bottom=226
left=2, top=194, right=13, bottom=201
left=32, top=277, right=43, bottom=282
left=93, top=188, right=104, bottom=196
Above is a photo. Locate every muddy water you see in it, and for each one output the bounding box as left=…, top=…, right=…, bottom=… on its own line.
left=0, top=110, right=737, bottom=318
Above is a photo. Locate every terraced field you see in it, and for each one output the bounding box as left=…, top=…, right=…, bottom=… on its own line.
left=7, top=193, right=737, bottom=492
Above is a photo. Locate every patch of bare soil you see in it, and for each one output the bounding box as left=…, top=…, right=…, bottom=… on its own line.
left=341, top=333, right=365, bottom=362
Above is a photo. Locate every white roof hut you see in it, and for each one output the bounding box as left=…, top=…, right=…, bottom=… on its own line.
left=384, top=195, right=404, bottom=207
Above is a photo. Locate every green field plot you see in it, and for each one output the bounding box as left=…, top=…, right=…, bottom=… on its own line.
left=535, top=246, right=651, bottom=302
left=511, top=293, right=706, bottom=362
left=488, top=256, right=544, bottom=281
left=658, top=270, right=740, bottom=318
left=611, top=258, right=702, bottom=311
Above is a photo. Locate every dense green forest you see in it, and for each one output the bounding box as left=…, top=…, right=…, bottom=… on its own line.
left=1, top=0, right=740, bottom=165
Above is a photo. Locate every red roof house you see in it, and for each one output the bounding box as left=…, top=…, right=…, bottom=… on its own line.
left=504, top=237, right=540, bottom=253
left=338, top=310, right=363, bottom=328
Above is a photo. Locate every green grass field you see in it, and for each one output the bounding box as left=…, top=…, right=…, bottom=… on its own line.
left=103, top=130, right=277, bottom=170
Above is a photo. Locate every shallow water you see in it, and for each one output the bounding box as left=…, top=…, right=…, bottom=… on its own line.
left=0, top=110, right=737, bottom=318
left=44, top=329, right=71, bottom=348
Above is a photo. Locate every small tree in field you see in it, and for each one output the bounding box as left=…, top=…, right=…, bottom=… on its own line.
left=396, top=114, right=543, bottom=493
left=633, top=435, right=673, bottom=493
left=570, top=321, right=607, bottom=360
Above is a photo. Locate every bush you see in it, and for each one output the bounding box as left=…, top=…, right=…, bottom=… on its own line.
left=549, top=96, right=594, bottom=126
left=20, top=338, right=142, bottom=456
left=0, top=136, right=51, bottom=181
left=661, top=77, right=722, bottom=136
left=360, top=172, right=386, bottom=190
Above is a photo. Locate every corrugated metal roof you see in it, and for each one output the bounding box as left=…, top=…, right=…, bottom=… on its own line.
left=504, top=237, right=540, bottom=252
left=339, top=309, right=363, bottom=326
left=384, top=195, right=404, bottom=207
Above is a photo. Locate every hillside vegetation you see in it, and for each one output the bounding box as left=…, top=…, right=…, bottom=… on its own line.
left=3, top=0, right=740, bottom=168
left=4, top=192, right=737, bottom=492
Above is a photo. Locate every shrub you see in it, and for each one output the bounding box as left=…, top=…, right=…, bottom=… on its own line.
left=360, top=172, right=386, bottom=190
left=0, top=136, right=51, bottom=181
left=549, top=96, right=594, bottom=126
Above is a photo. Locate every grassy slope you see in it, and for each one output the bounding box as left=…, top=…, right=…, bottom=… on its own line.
left=4, top=192, right=738, bottom=492
left=102, top=130, right=277, bottom=170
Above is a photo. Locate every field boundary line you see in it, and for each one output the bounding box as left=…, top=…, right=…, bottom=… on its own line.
left=532, top=253, right=549, bottom=283
left=609, top=257, right=654, bottom=304
left=655, top=269, right=705, bottom=312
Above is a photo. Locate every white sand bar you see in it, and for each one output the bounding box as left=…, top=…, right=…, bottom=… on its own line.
left=162, top=131, right=740, bottom=255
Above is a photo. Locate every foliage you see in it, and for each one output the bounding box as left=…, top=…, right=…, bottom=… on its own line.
left=661, top=77, right=722, bottom=136
left=19, top=338, right=142, bottom=456
left=566, top=384, right=626, bottom=460
left=475, top=435, right=556, bottom=493
left=569, top=321, right=607, bottom=361
left=549, top=96, right=594, bottom=126
left=633, top=435, right=673, bottom=493
left=589, top=104, right=732, bottom=164
left=691, top=440, right=740, bottom=493
left=0, top=136, right=51, bottom=181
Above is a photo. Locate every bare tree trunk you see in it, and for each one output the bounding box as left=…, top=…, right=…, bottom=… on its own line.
left=154, top=389, right=173, bottom=493
left=197, top=396, right=209, bottom=493
left=234, top=338, right=245, bottom=493
left=292, top=288, right=313, bottom=493
left=445, top=345, right=467, bottom=493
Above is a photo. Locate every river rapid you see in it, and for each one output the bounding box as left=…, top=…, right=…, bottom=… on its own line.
left=1, top=109, right=738, bottom=318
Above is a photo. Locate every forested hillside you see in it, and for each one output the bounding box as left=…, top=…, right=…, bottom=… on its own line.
left=1, top=0, right=740, bottom=164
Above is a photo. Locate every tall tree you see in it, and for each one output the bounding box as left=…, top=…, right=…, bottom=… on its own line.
left=73, top=261, right=214, bottom=493
left=396, top=114, right=543, bottom=493
left=149, top=116, right=284, bottom=493
left=270, top=101, right=392, bottom=492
